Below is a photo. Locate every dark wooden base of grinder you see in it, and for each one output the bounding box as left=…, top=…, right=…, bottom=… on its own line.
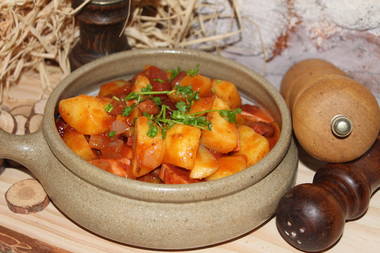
left=69, top=0, right=131, bottom=71
left=276, top=137, right=380, bottom=252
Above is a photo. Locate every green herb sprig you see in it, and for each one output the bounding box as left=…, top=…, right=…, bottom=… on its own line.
left=104, top=65, right=242, bottom=138
left=186, top=64, right=200, bottom=77
left=168, top=67, right=181, bottom=80
left=104, top=103, right=114, bottom=113
left=121, top=104, right=136, bottom=117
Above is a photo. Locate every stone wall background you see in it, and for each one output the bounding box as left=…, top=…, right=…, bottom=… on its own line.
left=198, top=0, right=380, bottom=102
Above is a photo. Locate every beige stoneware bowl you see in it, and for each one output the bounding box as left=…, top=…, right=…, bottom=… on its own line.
left=0, top=49, right=297, bottom=249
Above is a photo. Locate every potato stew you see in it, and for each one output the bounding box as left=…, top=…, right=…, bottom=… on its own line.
left=56, top=65, right=280, bottom=184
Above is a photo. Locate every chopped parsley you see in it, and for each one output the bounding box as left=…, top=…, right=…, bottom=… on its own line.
left=122, top=104, right=136, bottom=117
left=111, top=68, right=242, bottom=138
left=218, top=108, right=242, bottom=123
left=108, top=130, right=116, bottom=137
left=112, top=96, right=121, bottom=101
left=104, top=103, right=113, bottom=113
left=168, top=67, right=181, bottom=80
left=151, top=96, right=162, bottom=105
left=174, top=85, right=199, bottom=104
left=141, top=84, right=153, bottom=92
left=139, top=95, right=241, bottom=138
left=125, top=92, right=139, bottom=101
left=153, top=78, right=165, bottom=83
left=147, top=120, right=159, bottom=137
left=186, top=64, right=200, bottom=77
left=175, top=101, right=188, bottom=112
left=125, top=85, right=174, bottom=102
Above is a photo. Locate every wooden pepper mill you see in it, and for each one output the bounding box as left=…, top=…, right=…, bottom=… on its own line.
left=69, top=0, right=131, bottom=71
left=281, top=59, right=380, bottom=163
left=276, top=137, right=380, bottom=252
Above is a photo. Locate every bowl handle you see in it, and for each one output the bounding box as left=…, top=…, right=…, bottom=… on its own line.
left=0, top=128, right=50, bottom=179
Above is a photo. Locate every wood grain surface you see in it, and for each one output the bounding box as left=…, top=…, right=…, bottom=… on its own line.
left=0, top=152, right=379, bottom=253
left=0, top=224, right=70, bottom=253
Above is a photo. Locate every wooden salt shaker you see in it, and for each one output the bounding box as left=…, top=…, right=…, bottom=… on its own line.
left=281, top=59, right=380, bottom=163
left=276, top=136, right=380, bottom=252
left=69, top=0, right=131, bottom=70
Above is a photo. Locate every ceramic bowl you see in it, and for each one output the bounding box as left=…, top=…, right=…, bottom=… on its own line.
left=0, top=49, right=297, bottom=249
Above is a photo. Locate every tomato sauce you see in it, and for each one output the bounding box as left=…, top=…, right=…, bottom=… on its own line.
left=57, top=65, right=280, bottom=184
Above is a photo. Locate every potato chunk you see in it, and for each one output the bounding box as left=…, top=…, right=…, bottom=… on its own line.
left=190, top=145, right=218, bottom=179
left=131, top=75, right=150, bottom=92
left=206, top=155, right=247, bottom=181
left=189, top=96, right=214, bottom=115
left=200, top=97, right=238, bottom=153
left=235, top=125, right=270, bottom=166
left=212, top=79, right=241, bottom=108
left=59, top=95, right=112, bottom=135
left=163, top=124, right=201, bottom=170
left=98, top=80, right=131, bottom=98
left=180, top=74, right=212, bottom=97
left=63, top=127, right=96, bottom=161
left=132, top=116, right=165, bottom=177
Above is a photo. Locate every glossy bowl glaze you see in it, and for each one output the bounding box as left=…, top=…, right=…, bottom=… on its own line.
left=0, top=49, right=297, bottom=249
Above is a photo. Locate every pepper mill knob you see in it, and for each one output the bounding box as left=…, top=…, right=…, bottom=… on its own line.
left=331, top=114, right=352, bottom=138
left=69, top=0, right=131, bottom=71
left=276, top=137, right=380, bottom=252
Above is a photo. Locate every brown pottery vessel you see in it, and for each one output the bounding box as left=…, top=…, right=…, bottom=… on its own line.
left=0, top=49, right=297, bottom=249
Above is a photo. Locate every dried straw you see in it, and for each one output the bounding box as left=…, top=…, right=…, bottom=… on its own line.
left=0, top=0, right=242, bottom=102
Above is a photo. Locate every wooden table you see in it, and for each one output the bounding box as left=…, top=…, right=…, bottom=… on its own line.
left=1, top=159, right=379, bottom=253
left=0, top=72, right=379, bottom=253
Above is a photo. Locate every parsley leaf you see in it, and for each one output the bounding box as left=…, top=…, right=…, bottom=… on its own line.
left=218, top=108, right=242, bottom=123
left=143, top=112, right=154, bottom=120
left=168, top=67, right=181, bottom=80
left=108, top=131, right=116, bottom=137
left=189, top=108, right=242, bottom=124
left=170, top=111, right=211, bottom=130
left=174, top=85, right=199, bottom=104
left=147, top=120, right=159, bottom=137
left=124, top=86, right=173, bottom=102
left=121, top=76, right=241, bottom=138
left=141, top=84, right=153, bottom=92
left=122, top=104, right=136, bottom=116
left=125, top=92, right=139, bottom=101
left=153, top=78, right=165, bottom=83
left=104, top=103, right=114, bottom=113
left=151, top=96, right=162, bottom=105
left=175, top=101, right=188, bottom=112
left=187, top=64, right=200, bottom=77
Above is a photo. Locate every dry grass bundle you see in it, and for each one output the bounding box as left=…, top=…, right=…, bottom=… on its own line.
left=127, top=0, right=241, bottom=49
left=0, top=0, right=241, bottom=102
left=1, top=0, right=76, bottom=102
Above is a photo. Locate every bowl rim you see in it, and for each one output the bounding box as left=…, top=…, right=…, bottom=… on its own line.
left=43, top=48, right=292, bottom=203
